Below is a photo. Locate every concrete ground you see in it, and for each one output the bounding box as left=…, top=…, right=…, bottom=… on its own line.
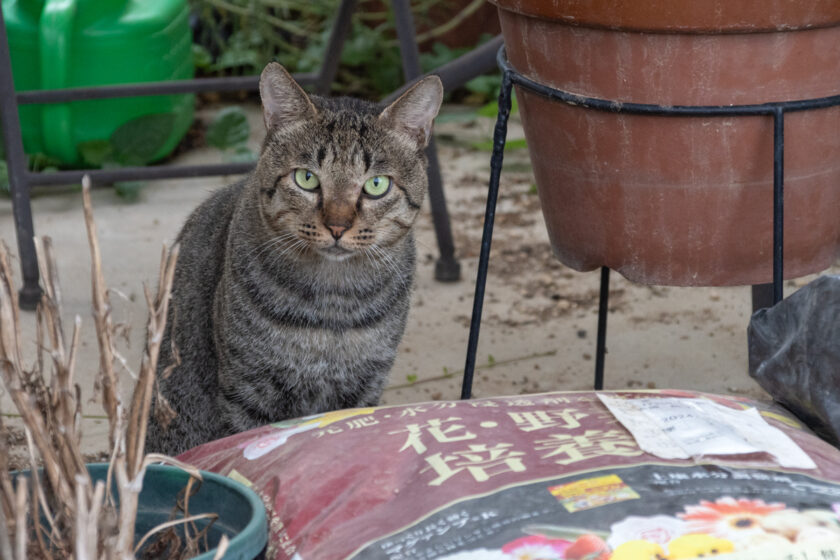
left=2, top=102, right=838, bottom=457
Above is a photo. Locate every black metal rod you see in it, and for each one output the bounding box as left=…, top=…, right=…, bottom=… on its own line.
left=15, top=73, right=318, bottom=104
left=392, top=0, right=460, bottom=282
left=313, top=0, right=357, bottom=96
left=751, top=283, right=776, bottom=312
left=773, top=108, right=785, bottom=304
left=25, top=162, right=255, bottom=187
left=392, top=0, right=423, bottom=81
left=461, top=72, right=513, bottom=400
left=0, top=9, right=41, bottom=309
left=594, top=267, right=610, bottom=390
left=425, top=137, right=461, bottom=281
left=498, top=47, right=840, bottom=117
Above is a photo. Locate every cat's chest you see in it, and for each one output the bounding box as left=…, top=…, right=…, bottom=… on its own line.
left=268, top=326, right=385, bottom=365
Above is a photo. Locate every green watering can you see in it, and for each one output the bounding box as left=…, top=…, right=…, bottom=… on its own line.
left=2, top=0, right=194, bottom=165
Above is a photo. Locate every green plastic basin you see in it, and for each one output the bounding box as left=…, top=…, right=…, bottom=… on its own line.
left=15, top=463, right=268, bottom=559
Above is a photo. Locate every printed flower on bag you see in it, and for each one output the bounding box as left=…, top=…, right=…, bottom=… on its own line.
left=610, top=539, right=666, bottom=560
left=607, top=515, right=688, bottom=549
left=678, top=497, right=785, bottom=543
left=665, top=534, right=735, bottom=558
left=760, top=508, right=840, bottom=544
left=501, top=535, right=572, bottom=559
left=563, top=534, right=610, bottom=560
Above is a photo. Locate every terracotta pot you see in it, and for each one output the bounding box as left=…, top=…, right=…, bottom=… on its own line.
left=491, top=0, right=840, bottom=286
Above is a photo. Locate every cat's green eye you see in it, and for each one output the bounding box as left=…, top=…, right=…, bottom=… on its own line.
left=294, top=168, right=320, bottom=191
left=363, top=175, right=392, bottom=198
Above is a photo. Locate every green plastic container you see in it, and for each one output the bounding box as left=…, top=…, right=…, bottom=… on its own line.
left=2, top=0, right=194, bottom=164
left=15, top=463, right=268, bottom=559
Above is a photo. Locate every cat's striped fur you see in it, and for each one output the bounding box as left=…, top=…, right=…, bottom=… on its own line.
left=146, top=64, right=442, bottom=455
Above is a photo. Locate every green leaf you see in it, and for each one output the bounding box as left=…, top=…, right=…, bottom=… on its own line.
left=213, top=47, right=261, bottom=72
left=466, top=74, right=501, bottom=99
left=0, top=161, right=9, bottom=195
left=110, top=114, right=176, bottom=166
left=406, top=374, right=418, bottom=384
left=206, top=107, right=251, bottom=150
left=420, top=43, right=469, bottom=73
left=77, top=140, right=113, bottom=167
left=114, top=181, right=146, bottom=202
left=226, top=145, right=257, bottom=163
left=341, top=26, right=380, bottom=66
left=28, top=152, right=64, bottom=172
left=470, top=138, right=528, bottom=152
left=487, top=354, right=496, bottom=366
left=192, top=43, right=213, bottom=70
left=477, top=92, right=519, bottom=118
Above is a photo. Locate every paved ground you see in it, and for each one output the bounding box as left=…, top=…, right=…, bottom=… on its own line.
left=2, top=102, right=838, bottom=458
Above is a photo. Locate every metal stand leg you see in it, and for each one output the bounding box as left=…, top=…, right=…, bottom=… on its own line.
left=751, top=283, right=775, bottom=312
left=0, top=10, right=41, bottom=309
left=772, top=108, right=784, bottom=305
left=392, top=0, right=461, bottom=282
left=594, top=267, right=610, bottom=390
left=313, top=0, right=358, bottom=96
left=425, top=138, right=460, bottom=281
left=461, top=72, right=513, bottom=399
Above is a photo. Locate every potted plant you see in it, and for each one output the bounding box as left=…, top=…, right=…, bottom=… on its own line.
left=0, top=178, right=267, bottom=559
left=490, top=0, right=840, bottom=286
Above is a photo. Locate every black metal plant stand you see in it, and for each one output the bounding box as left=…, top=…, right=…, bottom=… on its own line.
left=460, top=46, right=840, bottom=399
left=0, top=1, right=503, bottom=309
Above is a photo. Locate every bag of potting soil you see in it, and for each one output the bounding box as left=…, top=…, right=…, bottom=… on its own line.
left=179, top=389, right=840, bottom=559
left=748, top=274, right=840, bottom=446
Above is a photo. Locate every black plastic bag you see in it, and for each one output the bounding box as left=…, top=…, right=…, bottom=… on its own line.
left=748, top=274, right=840, bottom=446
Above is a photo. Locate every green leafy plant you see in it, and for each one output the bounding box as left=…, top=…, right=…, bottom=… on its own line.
left=206, top=106, right=250, bottom=149
left=0, top=161, right=9, bottom=195
left=110, top=113, right=176, bottom=166
left=471, top=137, right=528, bottom=152
left=190, top=0, right=501, bottom=100
left=0, top=131, right=7, bottom=195
left=205, top=106, right=256, bottom=162
left=77, top=113, right=177, bottom=168
left=75, top=113, right=179, bottom=201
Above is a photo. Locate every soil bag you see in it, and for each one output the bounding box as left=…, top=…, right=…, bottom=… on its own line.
left=180, top=390, right=840, bottom=559
left=748, top=274, right=840, bottom=446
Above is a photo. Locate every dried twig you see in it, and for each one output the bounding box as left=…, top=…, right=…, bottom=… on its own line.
left=81, top=178, right=120, bottom=447
left=0, top=242, right=74, bottom=513
left=0, top=175, right=213, bottom=559
left=126, top=245, right=179, bottom=479
left=0, top=497, right=12, bottom=560
left=133, top=513, right=219, bottom=555
left=14, top=476, right=26, bottom=560
left=212, top=535, right=230, bottom=560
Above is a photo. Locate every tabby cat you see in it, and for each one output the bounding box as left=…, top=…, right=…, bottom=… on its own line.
left=146, top=63, right=443, bottom=456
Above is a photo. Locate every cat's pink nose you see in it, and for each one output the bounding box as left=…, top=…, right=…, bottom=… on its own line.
left=328, top=225, right=347, bottom=239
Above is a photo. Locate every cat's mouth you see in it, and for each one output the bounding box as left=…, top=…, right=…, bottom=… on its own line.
left=318, top=244, right=354, bottom=261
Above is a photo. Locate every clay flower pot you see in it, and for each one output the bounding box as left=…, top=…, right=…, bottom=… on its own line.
left=491, top=0, right=840, bottom=286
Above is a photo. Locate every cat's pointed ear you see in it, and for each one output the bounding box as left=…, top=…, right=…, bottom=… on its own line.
left=379, top=75, right=443, bottom=148
left=260, top=62, right=317, bottom=130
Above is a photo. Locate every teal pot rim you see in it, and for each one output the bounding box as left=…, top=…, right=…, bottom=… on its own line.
left=14, top=463, right=268, bottom=560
